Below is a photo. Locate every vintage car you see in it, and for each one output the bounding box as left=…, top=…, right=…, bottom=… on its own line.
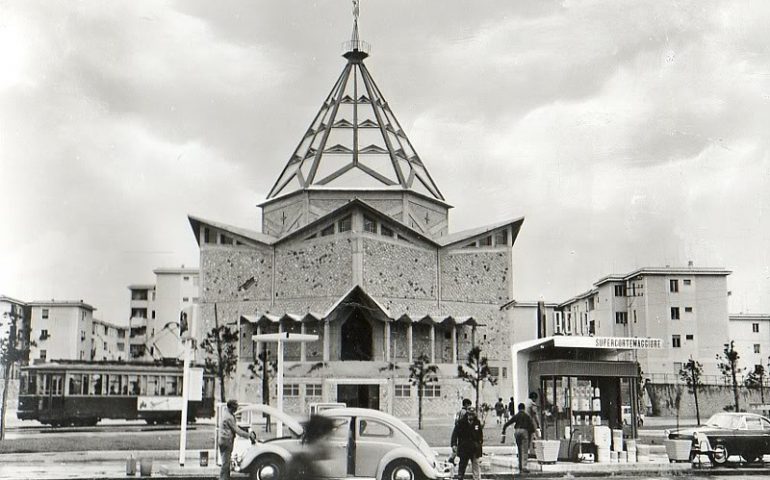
left=667, top=412, right=770, bottom=464
left=230, top=404, right=452, bottom=480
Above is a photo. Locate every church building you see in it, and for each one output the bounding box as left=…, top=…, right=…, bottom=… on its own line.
left=188, top=20, right=524, bottom=417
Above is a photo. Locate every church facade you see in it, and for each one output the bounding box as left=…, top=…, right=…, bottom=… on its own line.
left=189, top=36, right=524, bottom=417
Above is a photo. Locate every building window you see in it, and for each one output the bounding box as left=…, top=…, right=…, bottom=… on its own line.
left=151, top=310, right=156, bottom=319
left=183, top=276, right=189, bottom=281
left=305, top=384, right=322, bottom=397
left=203, top=227, right=210, bottom=244
left=673, top=362, right=683, bottom=373
left=614, top=285, right=626, bottom=297
left=683, top=279, right=691, bottom=286
left=320, top=224, right=335, bottom=237
left=489, top=366, right=500, bottom=378
left=671, top=307, right=680, bottom=320
left=494, top=230, right=508, bottom=246
left=103, top=342, right=107, bottom=350
left=685, top=307, right=693, bottom=313
left=183, top=297, right=189, bottom=302
left=42, top=308, right=49, bottom=319
left=283, top=384, right=300, bottom=397
left=395, top=385, right=411, bottom=397
left=117, top=342, right=125, bottom=351
left=381, top=224, right=394, bottom=237
left=479, top=236, right=492, bottom=247
left=363, top=216, right=377, bottom=234
left=40, top=329, right=49, bottom=340
left=80, top=331, right=86, bottom=341
left=338, top=216, right=352, bottom=233
left=670, top=279, right=679, bottom=292
left=615, top=312, right=628, bottom=324
left=754, top=323, right=760, bottom=333
left=502, top=367, right=507, bottom=378
left=672, top=335, right=681, bottom=348
left=40, top=350, right=47, bottom=360
left=755, top=344, right=761, bottom=354
left=422, top=385, right=441, bottom=398
left=686, top=334, right=694, bottom=340
left=117, top=330, right=125, bottom=339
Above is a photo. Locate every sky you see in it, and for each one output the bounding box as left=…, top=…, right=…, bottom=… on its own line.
left=1, top=0, right=769, bottom=326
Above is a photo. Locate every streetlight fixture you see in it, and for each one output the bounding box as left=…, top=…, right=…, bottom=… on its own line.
left=252, top=332, right=318, bottom=436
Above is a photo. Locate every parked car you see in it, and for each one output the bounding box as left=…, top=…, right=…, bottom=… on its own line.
left=230, top=404, right=452, bottom=480
left=667, top=412, right=770, bottom=464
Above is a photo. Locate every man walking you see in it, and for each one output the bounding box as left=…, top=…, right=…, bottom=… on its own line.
left=502, top=403, right=536, bottom=473
left=494, top=398, right=505, bottom=425
left=218, top=399, right=256, bottom=480
left=450, top=407, right=483, bottom=480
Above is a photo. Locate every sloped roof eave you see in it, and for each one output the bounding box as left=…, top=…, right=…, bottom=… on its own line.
left=437, top=216, right=525, bottom=248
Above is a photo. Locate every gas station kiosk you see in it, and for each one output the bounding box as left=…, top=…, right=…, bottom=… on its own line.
left=511, top=336, right=663, bottom=461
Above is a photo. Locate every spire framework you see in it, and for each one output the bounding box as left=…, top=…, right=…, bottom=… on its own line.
left=267, top=49, right=444, bottom=202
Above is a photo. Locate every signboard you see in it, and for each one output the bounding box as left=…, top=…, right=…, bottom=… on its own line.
left=552, top=335, right=664, bottom=350
left=138, top=396, right=184, bottom=411
left=188, top=367, right=203, bottom=402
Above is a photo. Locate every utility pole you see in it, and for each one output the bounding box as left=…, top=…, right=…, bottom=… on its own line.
left=1, top=306, right=23, bottom=441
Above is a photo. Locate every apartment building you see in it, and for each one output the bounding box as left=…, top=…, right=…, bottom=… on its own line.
left=91, top=319, right=127, bottom=361
left=729, top=313, right=770, bottom=375
left=128, top=267, right=199, bottom=361
left=552, top=266, right=731, bottom=378
left=0, top=296, right=31, bottom=376
left=28, top=300, right=96, bottom=362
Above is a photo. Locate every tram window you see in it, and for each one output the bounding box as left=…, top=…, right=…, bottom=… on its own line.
left=128, top=375, right=140, bottom=395
left=69, top=374, right=83, bottom=395
left=147, top=376, right=159, bottom=396
left=158, top=376, right=167, bottom=396
left=38, top=374, right=49, bottom=395
left=52, top=376, right=63, bottom=396
left=109, top=375, right=121, bottom=395
left=90, top=374, right=104, bottom=396
left=20, top=372, right=28, bottom=394
left=139, top=375, right=147, bottom=395
left=167, top=376, right=179, bottom=396
left=121, top=375, right=129, bottom=395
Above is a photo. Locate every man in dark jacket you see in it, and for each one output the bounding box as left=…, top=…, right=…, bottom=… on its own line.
left=450, top=407, right=483, bottom=480
left=218, top=400, right=256, bottom=480
left=502, top=403, right=536, bottom=473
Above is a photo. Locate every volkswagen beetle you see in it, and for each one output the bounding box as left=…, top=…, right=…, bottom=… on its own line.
left=230, top=404, right=452, bottom=480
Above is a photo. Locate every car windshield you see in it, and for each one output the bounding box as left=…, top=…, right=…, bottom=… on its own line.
left=705, top=413, right=741, bottom=429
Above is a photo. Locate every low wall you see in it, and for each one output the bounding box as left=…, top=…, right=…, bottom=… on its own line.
left=647, top=382, right=768, bottom=417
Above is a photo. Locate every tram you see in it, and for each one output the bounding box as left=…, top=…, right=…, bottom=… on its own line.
left=17, top=361, right=215, bottom=426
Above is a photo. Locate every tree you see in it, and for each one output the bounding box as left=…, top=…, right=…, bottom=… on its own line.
left=200, top=304, right=238, bottom=402
left=679, top=358, right=704, bottom=425
left=717, top=340, right=741, bottom=412
left=248, top=349, right=277, bottom=432
left=1, top=307, right=33, bottom=440
left=457, top=346, right=497, bottom=411
left=745, top=364, right=766, bottom=404
left=408, top=354, right=438, bottom=430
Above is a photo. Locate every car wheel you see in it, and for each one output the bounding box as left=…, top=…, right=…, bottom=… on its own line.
left=709, top=444, right=729, bottom=465
left=382, top=460, right=425, bottom=480
left=249, top=454, right=284, bottom=480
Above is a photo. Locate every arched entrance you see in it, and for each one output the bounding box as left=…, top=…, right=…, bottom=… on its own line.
left=340, top=311, right=373, bottom=361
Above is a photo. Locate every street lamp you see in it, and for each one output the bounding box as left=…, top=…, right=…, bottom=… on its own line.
left=252, top=332, right=318, bottom=436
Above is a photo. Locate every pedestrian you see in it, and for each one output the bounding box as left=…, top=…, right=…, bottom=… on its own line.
left=494, top=397, right=505, bottom=425
left=507, top=396, right=515, bottom=419
left=502, top=403, right=536, bottom=473
left=284, top=415, right=336, bottom=480
left=218, top=399, right=256, bottom=480
left=450, top=406, right=483, bottom=480
left=448, top=398, right=472, bottom=465
left=526, top=392, right=541, bottom=437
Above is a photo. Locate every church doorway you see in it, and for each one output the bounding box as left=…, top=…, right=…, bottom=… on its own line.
left=337, top=384, right=380, bottom=410
left=340, top=311, right=373, bottom=361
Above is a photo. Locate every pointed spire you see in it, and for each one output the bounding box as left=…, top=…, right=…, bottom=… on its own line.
left=265, top=2, right=444, bottom=202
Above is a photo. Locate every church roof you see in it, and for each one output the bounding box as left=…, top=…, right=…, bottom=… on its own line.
left=266, top=40, right=444, bottom=203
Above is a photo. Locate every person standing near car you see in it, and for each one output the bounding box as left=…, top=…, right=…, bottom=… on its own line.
left=285, top=415, right=336, bottom=480
left=219, top=399, right=256, bottom=480
left=502, top=403, right=536, bottom=473
left=451, top=407, right=483, bottom=480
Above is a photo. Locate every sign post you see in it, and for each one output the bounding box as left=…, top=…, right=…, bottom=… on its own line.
left=178, top=305, right=197, bottom=467
left=252, top=332, right=318, bottom=436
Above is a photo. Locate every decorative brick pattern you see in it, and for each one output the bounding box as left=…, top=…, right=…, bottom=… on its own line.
left=440, top=250, right=511, bottom=304
left=362, top=239, right=436, bottom=299
left=275, top=239, right=353, bottom=299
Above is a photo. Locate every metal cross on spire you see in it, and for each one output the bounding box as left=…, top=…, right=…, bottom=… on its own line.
left=351, top=0, right=360, bottom=44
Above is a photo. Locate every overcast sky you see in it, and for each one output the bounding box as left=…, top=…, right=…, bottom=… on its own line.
left=1, top=1, right=769, bottom=326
